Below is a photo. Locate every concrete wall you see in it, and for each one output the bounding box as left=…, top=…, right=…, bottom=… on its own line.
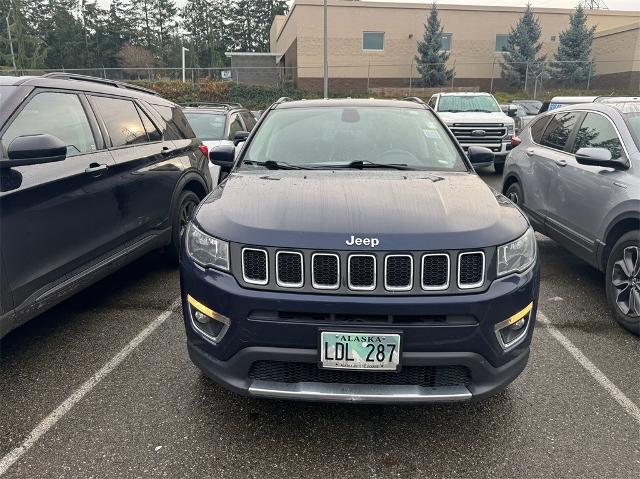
left=229, top=55, right=280, bottom=86
left=592, top=23, right=640, bottom=90
left=274, top=0, right=640, bottom=90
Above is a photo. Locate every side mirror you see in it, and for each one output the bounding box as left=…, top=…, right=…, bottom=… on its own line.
left=2, top=134, right=67, bottom=168
left=209, top=144, right=236, bottom=174
left=575, top=147, right=625, bottom=169
left=467, top=146, right=495, bottom=168
left=506, top=105, right=518, bottom=118
left=232, top=131, right=250, bottom=146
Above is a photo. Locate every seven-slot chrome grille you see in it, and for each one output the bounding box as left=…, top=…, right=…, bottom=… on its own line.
left=239, top=247, right=488, bottom=294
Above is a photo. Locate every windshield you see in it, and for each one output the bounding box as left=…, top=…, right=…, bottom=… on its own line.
left=241, top=106, right=468, bottom=172
left=517, top=101, right=542, bottom=115
left=183, top=112, right=226, bottom=141
left=624, top=112, right=640, bottom=150
left=437, top=95, right=501, bottom=113
left=0, top=85, right=13, bottom=111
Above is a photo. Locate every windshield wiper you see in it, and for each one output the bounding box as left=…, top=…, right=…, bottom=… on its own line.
left=332, top=160, right=413, bottom=170
left=243, top=160, right=311, bottom=170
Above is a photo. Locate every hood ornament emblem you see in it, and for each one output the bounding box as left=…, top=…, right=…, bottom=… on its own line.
left=346, top=235, right=379, bottom=248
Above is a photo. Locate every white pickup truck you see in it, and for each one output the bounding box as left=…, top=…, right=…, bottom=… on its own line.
left=428, top=92, right=516, bottom=174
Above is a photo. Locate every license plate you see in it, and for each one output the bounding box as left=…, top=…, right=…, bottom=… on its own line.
left=319, top=331, right=401, bottom=371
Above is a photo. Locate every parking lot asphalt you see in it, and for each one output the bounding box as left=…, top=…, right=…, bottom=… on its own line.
left=1, top=169, right=639, bottom=479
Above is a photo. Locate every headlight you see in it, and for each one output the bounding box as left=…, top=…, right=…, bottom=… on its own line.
left=506, top=125, right=515, bottom=136
left=186, top=224, right=230, bottom=271
left=497, top=227, right=536, bottom=277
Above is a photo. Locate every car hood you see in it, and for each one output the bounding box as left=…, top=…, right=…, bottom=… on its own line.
left=195, top=170, right=529, bottom=250
left=202, top=139, right=233, bottom=149
left=438, top=111, right=514, bottom=125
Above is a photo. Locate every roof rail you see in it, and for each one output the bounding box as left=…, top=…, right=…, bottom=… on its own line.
left=275, top=97, right=293, bottom=104
left=402, top=96, right=426, bottom=105
left=41, top=72, right=159, bottom=96
left=180, top=101, right=243, bottom=110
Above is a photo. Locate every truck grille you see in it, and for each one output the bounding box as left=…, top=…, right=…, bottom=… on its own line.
left=458, top=252, right=485, bottom=288
left=449, top=123, right=506, bottom=145
left=238, top=248, right=487, bottom=294
left=249, top=361, right=472, bottom=388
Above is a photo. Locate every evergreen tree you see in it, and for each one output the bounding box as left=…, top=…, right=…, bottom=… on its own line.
left=183, top=0, right=225, bottom=69
left=1, top=0, right=47, bottom=70
left=415, top=3, right=453, bottom=87
left=253, top=0, right=289, bottom=52
left=553, top=5, right=596, bottom=86
left=500, top=3, right=545, bottom=89
left=230, top=0, right=256, bottom=52
left=152, top=0, right=178, bottom=66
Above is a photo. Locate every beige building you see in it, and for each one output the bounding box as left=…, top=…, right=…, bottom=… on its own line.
left=270, top=0, right=640, bottom=92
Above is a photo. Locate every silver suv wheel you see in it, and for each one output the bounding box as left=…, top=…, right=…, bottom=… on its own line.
left=611, top=246, right=640, bottom=317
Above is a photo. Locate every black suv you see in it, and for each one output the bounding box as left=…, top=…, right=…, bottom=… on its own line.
left=180, top=98, right=540, bottom=403
left=0, top=74, right=212, bottom=338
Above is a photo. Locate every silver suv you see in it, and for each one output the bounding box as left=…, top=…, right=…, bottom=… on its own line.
left=502, top=101, right=640, bottom=334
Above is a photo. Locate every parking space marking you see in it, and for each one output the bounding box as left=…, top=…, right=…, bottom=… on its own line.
left=538, top=311, right=640, bottom=425
left=0, top=298, right=181, bottom=477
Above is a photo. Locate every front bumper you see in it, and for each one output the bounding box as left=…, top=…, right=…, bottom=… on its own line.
left=181, top=258, right=539, bottom=403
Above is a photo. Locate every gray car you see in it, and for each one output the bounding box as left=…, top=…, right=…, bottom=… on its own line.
left=502, top=102, right=640, bottom=334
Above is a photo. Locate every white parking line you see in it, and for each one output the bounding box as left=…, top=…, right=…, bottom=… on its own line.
left=538, top=311, right=640, bottom=425
left=0, top=298, right=181, bottom=477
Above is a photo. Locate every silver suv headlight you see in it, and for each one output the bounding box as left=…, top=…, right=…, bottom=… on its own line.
left=497, top=227, right=536, bottom=277
left=186, top=224, right=230, bottom=271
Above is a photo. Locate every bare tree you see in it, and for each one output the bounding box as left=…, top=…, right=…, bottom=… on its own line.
left=117, top=44, right=155, bottom=78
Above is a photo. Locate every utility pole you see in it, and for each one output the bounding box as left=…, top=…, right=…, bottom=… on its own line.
left=323, top=0, right=328, bottom=98
left=6, top=1, right=17, bottom=73
left=182, top=47, right=189, bottom=83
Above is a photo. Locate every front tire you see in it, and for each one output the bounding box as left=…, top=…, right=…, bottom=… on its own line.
left=505, top=182, right=523, bottom=207
left=605, top=231, right=640, bottom=335
left=168, top=190, right=200, bottom=263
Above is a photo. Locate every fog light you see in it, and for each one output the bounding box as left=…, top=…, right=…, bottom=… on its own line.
left=187, top=295, right=230, bottom=344
left=193, top=310, right=209, bottom=324
left=495, top=302, right=533, bottom=349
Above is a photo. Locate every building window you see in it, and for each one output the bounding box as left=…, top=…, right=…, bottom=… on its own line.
left=441, top=33, right=452, bottom=52
left=363, top=31, right=384, bottom=51
left=495, top=34, right=510, bottom=53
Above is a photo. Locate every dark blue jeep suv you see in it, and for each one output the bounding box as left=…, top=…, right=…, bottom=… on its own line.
left=180, top=98, right=540, bottom=403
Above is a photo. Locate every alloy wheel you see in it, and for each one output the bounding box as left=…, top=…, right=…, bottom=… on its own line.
left=612, top=245, right=640, bottom=317
left=179, top=199, right=198, bottom=238
left=507, top=190, right=519, bottom=204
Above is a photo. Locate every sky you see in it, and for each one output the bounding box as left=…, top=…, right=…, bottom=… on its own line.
left=96, top=0, right=640, bottom=11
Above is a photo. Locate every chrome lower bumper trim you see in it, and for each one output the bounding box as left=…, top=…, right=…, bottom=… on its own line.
left=248, top=380, right=472, bottom=403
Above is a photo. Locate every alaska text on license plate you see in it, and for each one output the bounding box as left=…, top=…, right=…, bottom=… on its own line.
left=320, top=331, right=401, bottom=371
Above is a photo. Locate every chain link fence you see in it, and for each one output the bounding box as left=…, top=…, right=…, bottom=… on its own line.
left=3, top=59, right=638, bottom=96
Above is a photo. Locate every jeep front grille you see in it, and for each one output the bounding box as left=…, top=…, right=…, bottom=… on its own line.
left=276, top=251, right=303, bottom=288
left=242, top=248, right=268, bottom=285
left=312, top=253, right=340, bottom=289
left=458, top=252, right=485, bottom=289
left=348, top=254, right=376, bottom=290
left=422, top=254, right=450, bottom=290
left=249, top=361, right=472, bottom=388
left=384, top=255, right=413, bottom=291
left=237, top=247, right=488, bottom=294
